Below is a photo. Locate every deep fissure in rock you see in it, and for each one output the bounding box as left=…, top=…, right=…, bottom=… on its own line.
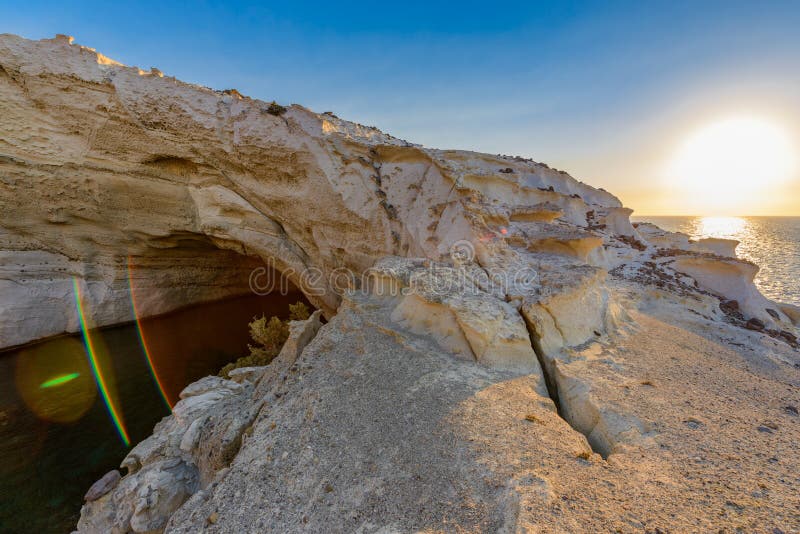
left=520, top=314, right=604, bottom=457
left=521, top=316, right=562, bottom=414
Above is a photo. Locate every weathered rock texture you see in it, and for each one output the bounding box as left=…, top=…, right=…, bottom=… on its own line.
left=0, top=35, right=798, bottom=532
left=0, top=34, right=634, bottom=348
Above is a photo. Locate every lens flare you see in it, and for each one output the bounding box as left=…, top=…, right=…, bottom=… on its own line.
left=127, top=256, right=173, bottom=409
left=15, top=337, right=96, bottom=424
left=73, top=278, right=130, bottom=446
left=40, top=373, right=81, bottom=389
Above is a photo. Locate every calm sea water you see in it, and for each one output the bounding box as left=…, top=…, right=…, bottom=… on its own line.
left=632, top=216, right=800, bottom=306
left=0, top=292, right=306, bottom=534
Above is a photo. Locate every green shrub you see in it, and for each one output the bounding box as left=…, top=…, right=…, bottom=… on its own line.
left=249, top=315, right=290, bottom=356
left=219, top=301, right=308, bottom=378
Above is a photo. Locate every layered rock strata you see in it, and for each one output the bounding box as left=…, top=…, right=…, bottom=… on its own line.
left=0, top=35, right=797, bottom=532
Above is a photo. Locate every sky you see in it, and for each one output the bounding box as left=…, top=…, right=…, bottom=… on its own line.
left=2, top=0, right=800, bottom=215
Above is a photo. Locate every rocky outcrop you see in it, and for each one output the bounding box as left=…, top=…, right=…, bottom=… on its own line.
left=670, top=255, right=777, bottom=321
left=0, top=35, right=797, bottom=532
left=368, top=256, right=548, bottom=376
left=77, top=311, right=323, bottom=533
left=79, top=281, right=800, bottom=533
left=0, top=34, right=648, bottom=348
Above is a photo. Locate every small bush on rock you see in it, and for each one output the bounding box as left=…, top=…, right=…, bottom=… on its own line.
left=289, top=301, right=310, bottom=321
left=266, top=101, right=287, bottom=116
left=249, top=315, right=290, bottom=357
left=218, top=301, right=309, bottom=378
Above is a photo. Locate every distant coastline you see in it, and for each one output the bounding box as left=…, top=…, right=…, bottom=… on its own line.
left=633, top=215, right=800, bottom=306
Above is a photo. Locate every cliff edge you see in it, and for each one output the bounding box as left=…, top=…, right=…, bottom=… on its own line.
left=0, top=35, right=798, bottom=532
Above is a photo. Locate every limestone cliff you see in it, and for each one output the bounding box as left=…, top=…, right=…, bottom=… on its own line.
left=0, top=33, right=635, bottom=348
left=0, top=35, right=798, bottom=532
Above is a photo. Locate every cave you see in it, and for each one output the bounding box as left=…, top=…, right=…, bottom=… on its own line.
left=0, top=236, right=311, bottom=532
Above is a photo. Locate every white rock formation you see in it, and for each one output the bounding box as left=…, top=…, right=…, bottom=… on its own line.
left=0, top=33, right=648, bottom=348
left=0, top=34, right=797, bottom=532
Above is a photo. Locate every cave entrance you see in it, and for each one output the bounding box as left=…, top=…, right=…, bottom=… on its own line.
left=122, top=237, right=312, bottom=406
left=0, top=240, right=311, bottom=534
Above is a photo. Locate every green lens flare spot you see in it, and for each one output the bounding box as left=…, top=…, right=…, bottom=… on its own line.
left=39, top=373, right=81, bottom=389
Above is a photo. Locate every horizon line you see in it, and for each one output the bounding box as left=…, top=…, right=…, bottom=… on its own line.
left=632, top=214, right=800, bottom=217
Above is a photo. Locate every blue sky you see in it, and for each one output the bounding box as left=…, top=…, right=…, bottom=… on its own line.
left=3, top=1, right=800, bottom=213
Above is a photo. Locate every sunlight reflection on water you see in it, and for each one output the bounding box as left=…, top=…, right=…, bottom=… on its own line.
left=632, top=216, right=800, bottom=306
left=696, top=216, right=747, bottom=238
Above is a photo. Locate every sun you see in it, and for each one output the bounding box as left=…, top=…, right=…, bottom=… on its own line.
left=665, top=116, right=796, bottom=213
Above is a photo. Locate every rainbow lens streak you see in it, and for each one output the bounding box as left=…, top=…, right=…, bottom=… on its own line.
left=73, top=278, right=130, bottom=447
left=126, top=256, right=173, bottom=409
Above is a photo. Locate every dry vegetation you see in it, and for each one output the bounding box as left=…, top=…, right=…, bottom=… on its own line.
left=219, top=302, right=310, bottom=378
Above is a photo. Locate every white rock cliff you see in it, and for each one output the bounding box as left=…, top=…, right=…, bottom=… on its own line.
left=0, top=35, right=798, bottom=532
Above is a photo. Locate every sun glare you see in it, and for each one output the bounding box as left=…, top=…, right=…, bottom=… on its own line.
left=665, top=117, right=796, bottom=213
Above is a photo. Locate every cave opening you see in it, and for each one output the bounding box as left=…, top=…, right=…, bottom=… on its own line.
left=0, top=239, right=312, bottom=534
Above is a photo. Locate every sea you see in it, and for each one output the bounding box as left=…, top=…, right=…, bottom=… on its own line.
left=632, top=216, right=800, bottom=306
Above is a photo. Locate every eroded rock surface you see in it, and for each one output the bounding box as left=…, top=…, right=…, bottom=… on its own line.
left=0, top=35, right=797, bottom=532
left=79, top=290, right=800, bottom=533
